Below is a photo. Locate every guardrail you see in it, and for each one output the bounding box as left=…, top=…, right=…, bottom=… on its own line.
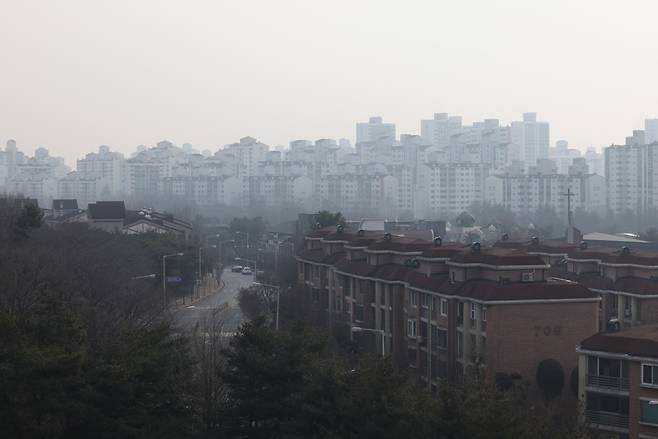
left=586, top=410, right=629, bottom=430
left=586, top=374, right=630, bottom=392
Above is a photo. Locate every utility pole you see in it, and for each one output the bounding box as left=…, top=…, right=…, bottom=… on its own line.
left=561, top=187, right=575, bottom=243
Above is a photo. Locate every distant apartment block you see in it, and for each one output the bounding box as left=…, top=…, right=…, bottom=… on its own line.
left=356, top=116, right=396, bottom=143
left=605, top=142, right=658, bottom=215
left=510, top=112, right=550, bottom=167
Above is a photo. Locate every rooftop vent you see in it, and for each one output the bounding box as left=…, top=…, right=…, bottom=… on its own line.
left=337, top=225, right=344, bottom=233
left=357, top=229, right=365, bottom=236
left=471, top=242, right=481, bottom=254
left=621, top=246, right=630, bottom=256
left=384, top=233, right=392, bottom=241
left=433, top=236, right=442, bottom=247
left=531, top=236, right=539, bottom=246
left=501, top=233, right=509, bottom=241
left=579, top=241, right=588, bottom=250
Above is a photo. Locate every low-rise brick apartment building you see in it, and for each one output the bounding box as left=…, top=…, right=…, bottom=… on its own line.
left=577, top=325, right=658, bottom=439
left=297, top=226, right=600, bottom=405
left=503, top=240, right=658, bottom=330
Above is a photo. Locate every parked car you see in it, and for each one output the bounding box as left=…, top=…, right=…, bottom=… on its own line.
left=241, top=267, right=252, bottom=275
left=231, top=265, right=243, bottom=273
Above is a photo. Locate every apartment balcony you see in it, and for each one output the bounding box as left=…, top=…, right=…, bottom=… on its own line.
left=585, top=410, right=629, bottom=431
left=586, top=374, right=630, bottom=393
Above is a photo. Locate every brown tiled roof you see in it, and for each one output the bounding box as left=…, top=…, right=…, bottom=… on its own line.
left=420, top=244, right=466, bottom=259
left=453, top=280, right=598, bottom=302
left=297, top=248, right=326, bottom=263
left=333, top=260, right=596, bottom=302
left=525, top=240, right=578, bottom=254
left=366, top=238, right=430, bottom=253
left=601, top=250, right=658, bottom=266
left=449, top=247, right=547, bottom=266
left=297, top=249, right=347, bottom=266
left=345, top=237, right=380, bottom=248
left=322, top=230, right=383, bottom=243
left=324, top=252, right=347, bottom=265
left=307, top=230, right=332, bottom=239
left=580, top=324, right=658, bottom=358
left=612, top=276, right=658, bottom=295
left=567, top=246, right=619, bottom=260
left=549, top=269, right=658, bottom=296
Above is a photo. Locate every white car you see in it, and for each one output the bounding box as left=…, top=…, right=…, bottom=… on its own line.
left=241, top=267, right=253, bottom=275
left=231, top=265, right=243, bottom=273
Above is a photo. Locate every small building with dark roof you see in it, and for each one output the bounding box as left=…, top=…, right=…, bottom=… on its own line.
left=87, top=201, right=126, bottom=232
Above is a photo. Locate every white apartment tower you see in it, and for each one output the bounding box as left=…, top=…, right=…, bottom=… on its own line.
left=76, top=145, right=126, bottom=198
left=510, top=112, right=550, bottom=167
left=605, top=143, right=658, bottom=215
left=356, top=116, right=396, bottom=143
left=646, top=119, right=658, bottom=144
left=420, top=113, right=463, bottom=148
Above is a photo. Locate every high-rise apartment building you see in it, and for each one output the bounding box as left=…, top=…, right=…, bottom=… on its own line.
left=510, top=112, right=550, bottom=167
left=356, top=116, right=396, bottom=143
left=420, top=113, right=463, bottom=148
left=646, top=118, right=658, bottom=144
left=605, top=143, right=658, bottom=215
left=76, top=145, right=126, bottom=197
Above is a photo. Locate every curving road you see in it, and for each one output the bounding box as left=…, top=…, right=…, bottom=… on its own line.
left=172, top=268, right=253, bottom=334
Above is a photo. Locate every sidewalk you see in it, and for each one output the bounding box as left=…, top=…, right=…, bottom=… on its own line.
left=170, top=274, right=224, bottom=310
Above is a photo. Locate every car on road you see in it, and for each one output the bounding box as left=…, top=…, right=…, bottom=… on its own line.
left=231, top=265, right=243, bottom=273
left=241, top=267, right=252, bottom=275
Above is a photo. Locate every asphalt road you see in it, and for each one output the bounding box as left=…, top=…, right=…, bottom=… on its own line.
left=171, top=268, right=253, bottom=334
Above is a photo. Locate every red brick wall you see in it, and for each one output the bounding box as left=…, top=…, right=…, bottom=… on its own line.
left=486, top=301, right=599, bottom=405
left=640, top=297, right=658, bottom=325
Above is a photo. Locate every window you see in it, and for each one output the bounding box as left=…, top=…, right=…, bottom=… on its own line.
left=421, top=293, right=431, bottom=308
left=407, top=319, right=417, bottom=337
left=432, top=326, right=448, bottom=350
left=482, top=306, right=487, bottom=322
left=355, top=304, right=364, bottom=322
left=643, top=364, right=658, bottom=386
left=440, top=299, right=448, bottom=316
left=335, top=296, right=343, bottom=312
left=408, top=290, right=418, bottom=306
left=641, top=399, right=658, bottom=425
left=470, top=303, right=477, bottom=320
left=312, top=288, right=320, bottom=302
left=408, top=347, right=417, bottom=367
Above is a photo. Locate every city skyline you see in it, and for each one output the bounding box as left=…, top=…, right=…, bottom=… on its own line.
left=1, top=112, right=654, bottom=167
left=2, top=0, right=658, bottom=164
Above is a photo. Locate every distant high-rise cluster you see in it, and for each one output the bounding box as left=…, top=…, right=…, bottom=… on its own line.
left=3, top=113, right=655, bottom=221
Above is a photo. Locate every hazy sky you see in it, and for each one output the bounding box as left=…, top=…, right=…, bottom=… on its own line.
left=1, top=0, right=657, bottom=165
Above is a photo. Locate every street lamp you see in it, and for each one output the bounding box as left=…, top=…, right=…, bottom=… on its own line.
left=253, top=282, right=280, bottom=331
left=198, top=245, right=217, bottom=299
left=351, top=326, right=386, bottom=357
left=162, top=252, right=184, bottom=310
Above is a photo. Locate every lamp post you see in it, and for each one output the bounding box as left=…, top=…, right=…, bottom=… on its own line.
left=162, top=252, right=183, bottom=310
left=198, top=245, right=217, bottom=298
left=253, top=282, right=280, bottom=331
left=351, top=326, right=386, bottom=357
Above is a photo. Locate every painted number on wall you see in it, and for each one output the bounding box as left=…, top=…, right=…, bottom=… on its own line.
left=534, top=325, right=562, bottom=336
